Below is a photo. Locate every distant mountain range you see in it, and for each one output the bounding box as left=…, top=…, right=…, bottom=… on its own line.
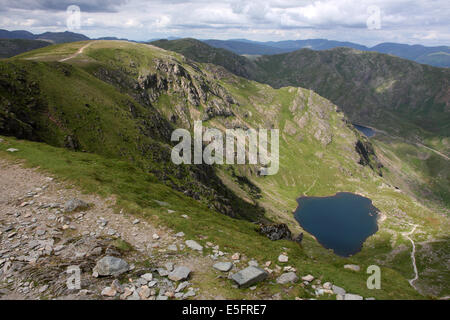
left=0, top=39, right=51, bottom=58
left=0, top=29, right=89, bottom=44
left=152, top=38, right=450, bottom=138
left=202, top=39, right=450, bottom=68
left=0, top=29, right=448, bottom=67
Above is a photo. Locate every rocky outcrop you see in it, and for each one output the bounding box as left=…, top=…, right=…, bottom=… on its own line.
left=258, top=223, right=292, bottom=241
left=355, top=138, right=383, bottom=175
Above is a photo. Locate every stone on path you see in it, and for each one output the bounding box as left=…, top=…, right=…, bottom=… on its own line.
left=168, top=266, right=191, bottom=281
left=231, top=253, right=240, bottom=260
left=101, top=287, right=117, bottom=297
left=185, top=240, right=203, bottom=251
left=278, top=254, right=288, bottom=263
left=141, top=273, right=153, bottom=281
left=93, top=256, right=129, bottom=277
left=213, top=262, right=233, bottom=272
left=231, top=266, right=268, bottom=288
left=138, top=286, right=151, bottom=299
left=276, top=272, right=299, bottom=284
left=64, top=198, right=89, bottom=213
left=176, top=281, right=189, bottom=293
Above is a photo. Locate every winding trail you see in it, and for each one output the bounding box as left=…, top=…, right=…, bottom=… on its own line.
left=402, top=224, right=419, bottom=290
left=415, top=142, right=450, bottom=161
left=58, top=42, right=93, bottom=62
left=303, top=179, right=317, bottom=196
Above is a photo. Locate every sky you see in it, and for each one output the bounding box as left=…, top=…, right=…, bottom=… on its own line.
left=0, top=0, right=449, bottom=46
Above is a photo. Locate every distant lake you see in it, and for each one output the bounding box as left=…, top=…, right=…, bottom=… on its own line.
left=294, top=192, right=379, bottom=257
left=353, top=124, right=376, bottom=137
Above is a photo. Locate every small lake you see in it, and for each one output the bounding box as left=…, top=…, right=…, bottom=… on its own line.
left=294, top=192, right=379, bottom=257
left=353, top=124, right=376, bottom=137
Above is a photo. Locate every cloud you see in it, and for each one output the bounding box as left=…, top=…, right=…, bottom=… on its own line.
left=0, top=0, right=448, bottom=46
left=0, top=0, right=128, bottom=13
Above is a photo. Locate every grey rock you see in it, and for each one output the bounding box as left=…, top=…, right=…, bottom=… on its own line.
left=332, top=285, right=346, bottom=296
left=183, top=290, right=196, bottom=298
left=64, top=198, right=89, bottom=213
left=301, top=274, right=314, bottom=282
left=93, top=256, right=129, bottom=276
left=111, top=279, right=124, bottom=293
left=344, top=293, right=364, bottom=300
left=165, top=262, right=174, bottom=272
left=168, top=244, right=178, bottom=251
left=276, top=272, right=299, bottom=284
left=185, top=240, right=203, bottom=251
left=168, top=266, right=191, bottom=281
left=213, top=262, right=233, bottom=272
left=176, top=281, right=189, bottom=293
left=157, top=268, right=169, bottom=277
left=231, top=266, right=268, bottom=288
left=141, top=273, right=153, bottom=281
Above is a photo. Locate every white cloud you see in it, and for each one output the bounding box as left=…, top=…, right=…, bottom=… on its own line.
left=0, top=0, right=448, bottom=46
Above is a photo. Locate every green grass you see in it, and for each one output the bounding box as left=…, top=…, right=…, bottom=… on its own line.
left=1, top=40, right=448, bottom=299
left=0, top=135, right=426, bottom=300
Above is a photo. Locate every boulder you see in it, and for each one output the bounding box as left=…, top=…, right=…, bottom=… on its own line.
left=64, top=198, right=89, bottom=213
left=276, top=272, right=299, bottom=284
left=258, top=223, right=292, bottom=241
left=93, top=256, right=129, bottom=277
left=168, top=266, right=191, bottom=281
left=213, top=262, right=233, bottom=272
left=231, top=266, right=268, bottom=288
left=185, top=240, right=203, bottom=251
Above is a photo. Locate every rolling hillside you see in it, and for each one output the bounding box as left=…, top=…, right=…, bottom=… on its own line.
left=0, top=41, right=448, bottom=298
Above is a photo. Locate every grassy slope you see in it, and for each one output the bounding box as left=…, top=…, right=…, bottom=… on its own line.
left=2, top=40, right=449, bottom=298
left=0, top=137, right=425, bottom=299
left=253, top=48, right=450, bottom=139
left=151, top=39, right=450, bottom=213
